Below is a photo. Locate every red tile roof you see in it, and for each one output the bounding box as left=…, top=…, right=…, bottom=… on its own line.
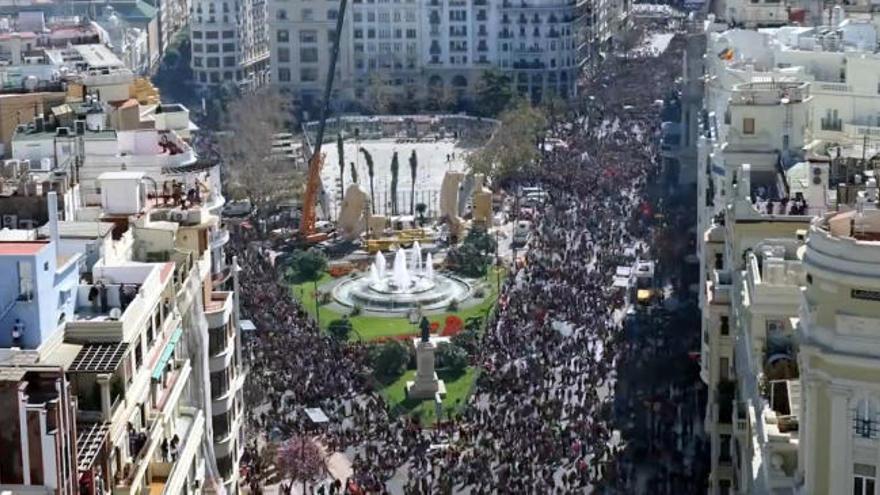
left=0, top=241, right=49, bottom=256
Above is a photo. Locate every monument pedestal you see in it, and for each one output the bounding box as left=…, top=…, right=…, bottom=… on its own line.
left=405, top=337, right=446, bottom=400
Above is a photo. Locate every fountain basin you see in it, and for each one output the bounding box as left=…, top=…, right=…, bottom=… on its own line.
left=332, top=273, right=472, bottom=313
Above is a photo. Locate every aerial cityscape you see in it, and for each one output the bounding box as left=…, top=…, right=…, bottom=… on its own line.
left=0, top=0, right=876, bottom=493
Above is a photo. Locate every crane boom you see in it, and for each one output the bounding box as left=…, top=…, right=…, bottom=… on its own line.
left=299, top=0, right=349, bottom=240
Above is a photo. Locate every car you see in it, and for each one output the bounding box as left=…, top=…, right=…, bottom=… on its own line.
left=512, top=220, right=532, bottom=247
left=223, top=199, right=252, bottom=217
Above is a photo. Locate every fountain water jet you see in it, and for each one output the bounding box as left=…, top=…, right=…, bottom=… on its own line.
left=392, top=248, right=412, bottom=289
left=332, top=244, right=471, bottom=313
left=374, top=251, right=387, bottom=279
left=425, top=253, right=434, bottom=280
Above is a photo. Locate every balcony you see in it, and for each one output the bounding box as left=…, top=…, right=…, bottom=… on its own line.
left=708, top=269, right=731, bottom=305
left=843, top=122, right=880, bottom=139
left=205, top=291, right=233, bottom=329
left=161, top=410, right=206, bottom=495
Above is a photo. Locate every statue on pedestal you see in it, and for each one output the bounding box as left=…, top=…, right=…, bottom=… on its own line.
left=406, top=318, right=446, bottom=400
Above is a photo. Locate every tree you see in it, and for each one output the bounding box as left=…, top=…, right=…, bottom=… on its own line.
left=436, top=342, right=468, bottom=374
left=446, top=229, right=497, bottom=277
left=276, top=435, right=326, bottom=495
left=369, top=340, right=409, bottom=380
left=415, top=202, right=427, bottom=226
left=289, top=249, right=327, bottom=281
left=219, top=88, right=298, bottom=214
left=349, top=161, right=358, bottom=185
left=475, top=70, right=513, bottom=117
left=366, top=74, right=393, bottom=114
left=390, top=151, right=400, bottom=216
left=452, top=317, right=483, bottom=355
left=336, top=134, right=345, bottom=203
left=466, top=100, right=547, bottom=181
left=360, top=148, right=375, bottom=214
left=408, top=150, right=418, bottom=215
left=328, top=318, right=353, bottom=341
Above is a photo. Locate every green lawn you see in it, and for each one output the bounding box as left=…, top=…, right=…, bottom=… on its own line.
left=290, top=268, right=503, bottom=342
left=379, top=367, right=478, bottom=425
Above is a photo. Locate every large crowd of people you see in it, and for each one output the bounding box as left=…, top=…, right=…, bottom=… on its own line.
left=228, top=28, right=703, bottom=495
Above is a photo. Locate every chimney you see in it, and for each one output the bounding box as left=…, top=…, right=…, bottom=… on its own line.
left=47, top=191, right=59, bottom=247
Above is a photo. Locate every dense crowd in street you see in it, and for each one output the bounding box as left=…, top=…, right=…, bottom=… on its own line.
left=229, top=29, right=704, bottom=494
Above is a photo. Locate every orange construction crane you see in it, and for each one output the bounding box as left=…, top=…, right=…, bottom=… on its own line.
left=298, top=0, right=348, bottom=244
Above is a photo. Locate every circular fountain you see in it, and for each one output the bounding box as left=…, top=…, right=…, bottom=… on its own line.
left=332, top=242, right=472, bottom=313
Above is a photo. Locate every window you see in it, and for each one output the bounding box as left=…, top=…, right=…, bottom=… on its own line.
left=300, top=30, right=317, bottom=43
left=192, top=31, right=203, bottom=39
left=276, top=8, right=287, bottom=20
left=278, top=68, right=291, bottom=81
left=222, top=43, right=235, bottom=52
left=207, top=57, right=219, bottom=68
left=719, top=434, right=731, bottom=462
left=206, top=31, right=219, bottom=39
left=18, top=261, right=33, bottom=300
left=720, top=316, right=729, bottom=336
left=278, top=47, right=290, bottom=62
left=193, top=43, right=204, bottom=52
left=277, top=29, right=289, bottom=42
left=327, top=29, right=335, bottom=43
left=855, top=464, right=876, bottom=495
left=222, top=30, right=235, bottom=38
left=854, top=399, right=880, bottom=439
left=206, top=44, right=219, bottom=53
left=223, top=56, right=236, bottom=67
left=742, top=117, right=755, bottom=135
left=301, top=68, right=318, bottom=82
left=301, top=8, right=313, bottom=21
left=300, top=47, right=318, bottom=63
left=821, top=109, right=842, bottom=131
left=720, top=357, right=730, bottom=380
left=210, top=72, right=220, bottom=83
left=193, top=57, right=203, bottom=67
left=354, top=29, right=363, bottom=39
left=328, top=9, right=338, bottom=20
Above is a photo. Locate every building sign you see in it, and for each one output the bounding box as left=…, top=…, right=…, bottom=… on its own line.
left=852, top=289, right=880, bottom=301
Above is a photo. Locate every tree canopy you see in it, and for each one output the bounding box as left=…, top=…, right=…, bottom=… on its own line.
left=466, top=100, right=547, bottom=181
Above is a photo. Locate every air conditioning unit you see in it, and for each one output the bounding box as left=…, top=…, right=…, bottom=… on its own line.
left=108, top=307, right=122, bottom=320
left=2, top=214, right=16, bottom=228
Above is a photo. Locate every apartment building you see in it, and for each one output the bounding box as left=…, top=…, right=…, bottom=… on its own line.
left=268, top=0, right=353, bottom=110
left=190, top=0, right=271, bottom=90
left=0, top=58, right=243, bottom=494
left=576, top=0, right=630, bottom=65
left=268, top=0, right=583, bottom=110
left=696, top=11, right=880, bottom=494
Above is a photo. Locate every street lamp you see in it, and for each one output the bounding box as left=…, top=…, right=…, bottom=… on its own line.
left=314, top=279, right=321, bottom=327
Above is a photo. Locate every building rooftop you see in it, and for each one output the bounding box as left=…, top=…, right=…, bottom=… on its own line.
left=0, top=240, right=49, bottom=255
left=38, top=221, right=114, bottom=240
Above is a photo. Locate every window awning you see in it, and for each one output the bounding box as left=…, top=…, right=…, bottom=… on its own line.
left=151, top=327, right=184, bottom=381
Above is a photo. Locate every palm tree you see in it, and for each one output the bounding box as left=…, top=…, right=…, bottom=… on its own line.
left=408, top=150, right=418, bottom=214
left=360, top=148, right=375, bottom=213
left=349, top=161, right=358, bottom=185
left=336, top=134, right=345, bottom=201
left=390, top=151, right=400, bottom=216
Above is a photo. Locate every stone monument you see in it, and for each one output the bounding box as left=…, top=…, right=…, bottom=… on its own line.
left=406, top=317, right=447, bottom=400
